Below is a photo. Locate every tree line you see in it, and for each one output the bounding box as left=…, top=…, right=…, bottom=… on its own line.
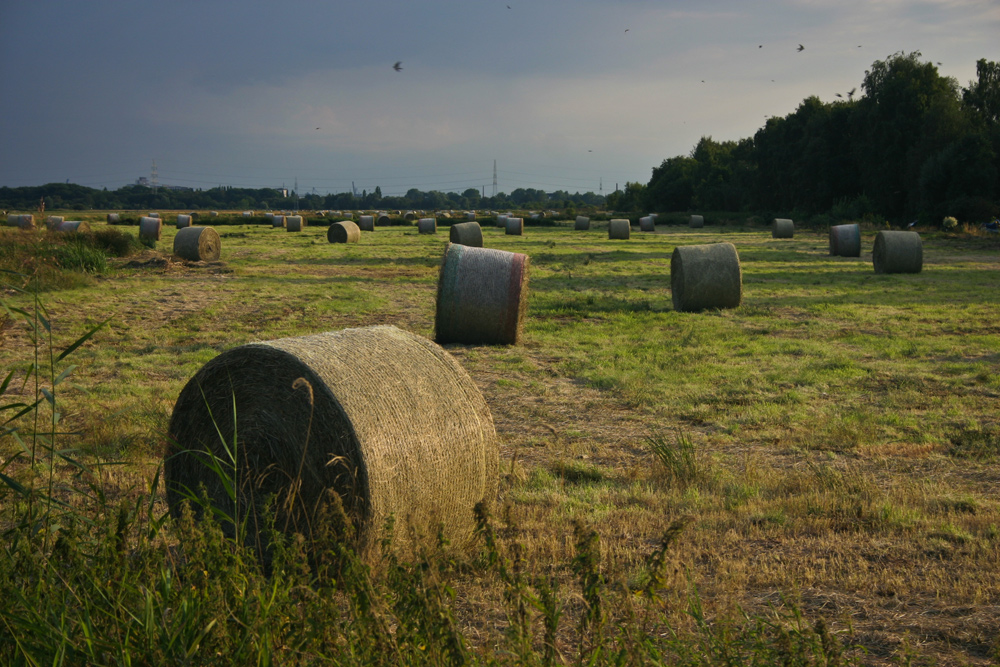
left=608, top=53, right=1000, bottom=225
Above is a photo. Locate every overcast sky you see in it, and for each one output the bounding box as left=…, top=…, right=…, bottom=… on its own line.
left=1, top=0, right=997, bottom=197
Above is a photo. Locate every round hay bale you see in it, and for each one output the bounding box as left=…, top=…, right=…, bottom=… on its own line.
left=164, top=325, right=499, bottom=559
left=7, top=214, right=35, bottom=229
left=106, top=213, right=120, bottom=224
left=376, top=213, right=391, bottom=227
left=287, top=215, right=304, bottom=232
left=177, top=214, right=193, bottom=229
left=139, top=216, right=162, bottom=241
left=417, top=217, right=437, bottom=234
left=671, top=242, right=742, bottom=312
left=56, top=221, right=89, bottom=233
left=45, top=215, right=65, bottom=230
left=148, top=212, right=160, bottom=219
left=328, top=220, right=360, bottom=243
left=496, top=214, right=509, bottom=228
left=649, top=213, right=659, bottom=223
left=772, top=218, right=794, bottom=238
left=689, top=214, right=704, bottom=228
left=209, top=211, right=219, bottom=217
left=404, top=211, right=417, bottom=221
left=505, top=217, right=524, bottom=236
left=575, top=216, right=590, bottom=231
left=873, top=231, right=922, bottom=274
left=466, top=211, right=476, bottom=221
left=358, top=215, right=375, bottom=231
left=436, top=243, right=529, bottom=346
left=608, top=218, right=630, bottom=240
left=272, top=215, right=286, bottom=228
left=639, top=216, right=655, bottom=232
left=829, top=223, right=861, bottom=257
left=173, top=226, right=221, bottom=261
left=449, top=221, right=483, bottom=247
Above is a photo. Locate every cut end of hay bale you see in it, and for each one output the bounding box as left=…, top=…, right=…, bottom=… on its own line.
left=671, top=242, right=742, bottom=312
left=449, top=221, right=483, bottom=247
left=173, top=226, right=221, bottom=262
left=328, top=220, right=361, bottom=243
left=436, top=243, right=529, bottom=346
left=689, top=214, right=704, bottom=228
left=873, top=230, right=922, bottom=274
left=772, top=218, right=794, bottom=238
left=608, top=219, right=630, bottom=240
left=164, top=325, right=499, bottom=561
left=829, top=223, right=861, bottom=257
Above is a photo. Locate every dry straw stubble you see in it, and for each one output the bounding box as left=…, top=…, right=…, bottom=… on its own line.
left=164, top=325, right=499, bottom=560
left=173, top=226, right=221, bottom=261
left=671, top=242, right=742, bottom=311
left=873, top=230, right=922, bottom=274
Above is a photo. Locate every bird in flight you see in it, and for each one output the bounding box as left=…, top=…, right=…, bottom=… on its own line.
left=758, top=45, right=763, bottom=48
left=315, top=127, right=321, bottom=130
left=506, top=4, right=511, bottom=8
left=847, top=87, right=856, bottom=99
left=835, top=93, right=842, bottom=98
left=625, top=28, right=629, bottom=33
left=393, top=61, right=403, bottom=72
left=797, top=44, right=805, bottom=52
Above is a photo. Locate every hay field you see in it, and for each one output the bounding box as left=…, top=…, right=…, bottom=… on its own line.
left=2, top=214, right=999, bottom=664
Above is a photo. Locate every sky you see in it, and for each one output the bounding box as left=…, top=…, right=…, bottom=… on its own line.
left=1, top=0, right=998, bottom=197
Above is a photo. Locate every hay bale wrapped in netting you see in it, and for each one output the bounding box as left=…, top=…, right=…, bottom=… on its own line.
left=575, top=216, right=590, bottom=231
left=177, top=214, right=193, bottom=229
left=505, top=217, right=524, bottom=236
left=328, top=220, right=361, bottom=243
left=148, top=212, right=160, bottom=219
left=449, top=221, right=483, bottom=247
left=496, top=214, right=509, bottom=228
left=689, top=214, right=704, bottom=228
left=829, top=223, right=861, bottom=257
left=639, top=216, right=655, bottom=232
left=404, top=210, right=417, bottom=221
left=435, top=243, right=529, bottom=346
left=466, top=211, right=477, bottom=221
left=287, top=215, right=305, bottom=232
left=139, top=216, right=162, bottom=241
left=873, top=231, right=922, bottom=274
left=106, top=213, right=120, bottom=224
left=56, top=221, right=90, bottom=233
left=173, top=226, right=221, bottom=261
left=209, top=211, right=219, bottom=217
left=6, top=214, right=35, bottom=229
left=45, top=216, right=65, bottom=230
left=358, top=215, right=375, bottom=231
left=164, top=325, right=499, bottom=559
left=772, top=218, right=794, bottom=238
left=608, top=218, right=630, bottom=239
left=671, top=242, right=742, bottom=312
left=272, top=215, right=286, bottom=228
left=376, top=213, right=391, bottom=227
left=417, top=217, right=437, bottom=234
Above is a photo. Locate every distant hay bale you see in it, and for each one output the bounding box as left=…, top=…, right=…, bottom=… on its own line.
left=671, top=242, right=742, bottom=312
left=242, top=211, right=254, bottom=217
left=106, top=213, right=120, bottom=224
left=164, top=325, right=499, bottom=560
left=45, top=216, right=65, bottom=230
left=449, top=221, right=483, bottom=247
left=639, top=216, right=655, bottom=232
left=376, top=213, right=391, bottom=227
left=649, top=213, right=658, bottom=223
left=466, top=211, right=476, bottom=221
left=209, top=211, right=219, bottom=217
left=772, top=218, right=794, bottom=238
left=358, top=215, right=375, bottom=231
left=404, top=211, right=417, bottom=221
left=575, top=216, right=590, bottom=230
left=328, top=220, right=361, bottom=243
left=873, top=231, right=922, bottom=274
left=608, top=219, right=630, bottom=239
left=829, top=223, right=861, bottom=257
left=435, top=243, right=529, bottom=345
left=6, top=214, right=35, bottom=229
left=287, top=215, right=305, bottom=232
left=177, top=214, right=193, bottom=229
left=689, top=214, right=704, bottom=228
left=54, top=221, right=89, bottom=233
left=148, top=212, right=160, bottom=219
left=272, top=215, right=287, bottom=228
left=496, top=214, right=508, bottom=228
left=505, top=217, right=524, bottom=236
left=438, top=211, right=452, bottom=219
left=418, top=217, right=437, bottom=234
left=139, top=216, right=162, bottom=241
left=173, top=226, right=221, bottom=261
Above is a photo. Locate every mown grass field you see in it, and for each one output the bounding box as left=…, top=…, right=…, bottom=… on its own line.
left=2, top=212, right=999, bottom=665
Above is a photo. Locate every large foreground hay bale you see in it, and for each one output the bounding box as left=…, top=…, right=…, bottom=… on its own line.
left=328, top=220, right=361, bottom=243
left=139, top=216, right=162, bottom=241
left=418, top=217, right=437, bottom=234
left=173, top=226, right=221, bottom=261
left=164, top=325, right=499, bottom=559
left=449, top=221, right=483, bottom=247
left=56, top=221, right=89, bottom=233
left=772, top=218, right=794, bottom=238
left=287, top=215, right=305, bottom=232
left=671, top=242, right=742, bottom=312
left=272, top=215, right=286, bottom=228
left=639, top=216, right=655, bottom=232
left=689, top=214, right=704, bottom=228
left=45, top=216, right=64, bottom=230
left=829, top=223, right=861, bottom=257
left=177, top=214, right=193, bottom=229
left=435, top=243, right=529, bottom=346
left=873, top=231, right=922, bottom=274
left=505, top=217, right=524, bottom=236
left=358, top=215, right=375, bottom=231
left=575, top=216, right=590, bottom=231
left=608, top=219, right=630, bottom=239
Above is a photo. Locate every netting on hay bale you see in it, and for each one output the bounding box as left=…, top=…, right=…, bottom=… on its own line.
left=873, top=230, right=922, bottom=274
left=173, top=226, right=221, bottom=261
left=328, top=220, right=360, bottom=243
left=106, top=213, right=120, bottom=224
left=505, top=217, right=524, bottom=236
left=177, top=214, right=193, bottom=229
left=6, top=214, right=35, bottom=229
left=358, top=215, right=375, bottom=231
left=209, top=211, right=219, bottom=217
left=496, top=214, right=508, bottom=228
left=417, top=217, right=437, bottom=234
left=56, top=221, right=89, bottom=233
left=164, top=325, right=499, bottom=561
left=149, top=212, right=160, bottom=219
left=608, top=219, right=630, bottom=239
left=287, top=215, right=306, bottom=232
left=772, top=218, right=794, bottom=238
left=829, top=223, right=861, bottom=257
left=449, top=221, right=483, bottom=247
left=435, top=243, right=529, bottom=346
left=270, top=214, right=285, bottom=228
left=689, top=214, right=704, bottom=228
left=45, top=216, right=64, bottom=230
left=575, top=216, right=590, bottom=231
left=671, top=242, right=742, bottom=312
left=139, top=216, right=162, bottom=242
left=639, top=216, right=655, bottom=232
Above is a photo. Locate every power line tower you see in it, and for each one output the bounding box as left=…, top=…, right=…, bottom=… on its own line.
left=492, top=160, right=498, bottom=198
left=151, top=159, right=158, bottom=194
left=599, top=177, right=603, bottom=196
